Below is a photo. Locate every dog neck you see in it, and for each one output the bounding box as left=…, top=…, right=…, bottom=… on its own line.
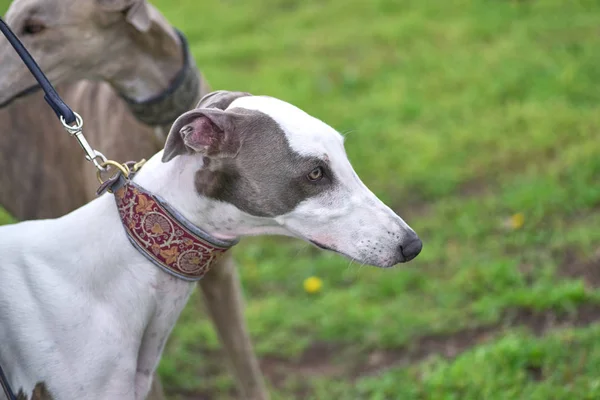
left=102, top=13, right=185, bottom=103
left=113, top=179, right=237, bottom=281
left=77, top=153, right=283, bottom=344
left=115, top=30, right=203, bottom=127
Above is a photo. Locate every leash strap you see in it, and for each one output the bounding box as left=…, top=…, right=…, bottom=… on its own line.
left=0, top=363, right=16, bottom=400
left=0, top=16, right=119, bottom=172
left=0, top=17, right=76, bottom=124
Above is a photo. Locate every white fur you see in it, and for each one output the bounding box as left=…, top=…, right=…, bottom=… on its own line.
left=0, top=97, right=418, bottom=399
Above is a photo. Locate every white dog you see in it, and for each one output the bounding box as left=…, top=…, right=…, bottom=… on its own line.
left=0, top=91, right=422, bottom=400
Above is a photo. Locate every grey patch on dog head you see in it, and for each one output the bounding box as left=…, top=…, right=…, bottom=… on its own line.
left=195, top=108, right=337, bottom=217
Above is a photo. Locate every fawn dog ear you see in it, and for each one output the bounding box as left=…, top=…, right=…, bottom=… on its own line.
left=96, top=0, right=151, bottom=32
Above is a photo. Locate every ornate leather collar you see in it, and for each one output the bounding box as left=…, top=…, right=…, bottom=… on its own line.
left=116, top=29, right=202, bottom=127
left=114, top=181, right=237, bottom=281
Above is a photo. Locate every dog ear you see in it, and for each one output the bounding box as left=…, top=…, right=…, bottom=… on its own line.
left=96, top=0, right=151, bottom=32
left=196, top=90, right=252, bottom=110
left=162, top=109, right=242, bottom=162
left=125, top=0, right=151, bottom=31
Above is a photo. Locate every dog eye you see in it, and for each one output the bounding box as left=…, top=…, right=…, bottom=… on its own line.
left=306, top=167, right=324, bottom=182
left=22, top=20, right=46, bottom=36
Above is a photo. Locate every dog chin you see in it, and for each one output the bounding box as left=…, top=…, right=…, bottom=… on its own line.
left=308, top=239, right=347, bottom=255
left=308, top=240, right=396, bottom=268
left=353, top=257, right=399, bottom=269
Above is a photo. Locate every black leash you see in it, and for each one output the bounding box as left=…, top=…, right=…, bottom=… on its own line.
left=0, top=15, right=112, bottom=172
left=0, top=16, right=75, bottom=124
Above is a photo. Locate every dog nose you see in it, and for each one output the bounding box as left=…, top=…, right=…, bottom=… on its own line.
left=399, top=234, right=422, bottom=262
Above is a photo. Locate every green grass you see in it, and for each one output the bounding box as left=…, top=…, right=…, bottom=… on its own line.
left=3, top=0, right=600, bottom=398
left=306, top=324, right=600, bottom=400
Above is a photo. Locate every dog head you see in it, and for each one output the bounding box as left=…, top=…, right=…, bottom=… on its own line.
left=0, top=0, right=169, bottom=106
left=161, top=91, right=422, bottom=267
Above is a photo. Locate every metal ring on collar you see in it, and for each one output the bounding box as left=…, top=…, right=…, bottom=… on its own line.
left=96, top=160, right=131, bottom=184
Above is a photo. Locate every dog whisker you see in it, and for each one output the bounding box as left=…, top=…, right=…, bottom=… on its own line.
left=345, top=257, right=355, bottom=273
left=294, top=243, right=309, bottom=257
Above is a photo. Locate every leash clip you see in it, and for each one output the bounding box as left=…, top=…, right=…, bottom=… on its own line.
left=95, top=159, right=147, bottom=196
left=60, top=111, right=108, bottom=172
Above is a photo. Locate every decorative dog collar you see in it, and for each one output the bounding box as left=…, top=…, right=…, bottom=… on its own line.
left=117, top=29, right=202, bottom=127
left=113, top=181, right=238, bottom=281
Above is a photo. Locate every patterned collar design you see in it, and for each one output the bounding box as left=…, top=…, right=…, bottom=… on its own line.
left=114, top=181, right=238, bottom=281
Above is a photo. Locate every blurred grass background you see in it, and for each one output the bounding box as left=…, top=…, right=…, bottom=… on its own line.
left=3, top=0, right=600, bottom=398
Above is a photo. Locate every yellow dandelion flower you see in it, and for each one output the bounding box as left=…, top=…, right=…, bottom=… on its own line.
left=509, top=213, right=525, bottom=230
left=303, top=276, right=323, bottom=294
